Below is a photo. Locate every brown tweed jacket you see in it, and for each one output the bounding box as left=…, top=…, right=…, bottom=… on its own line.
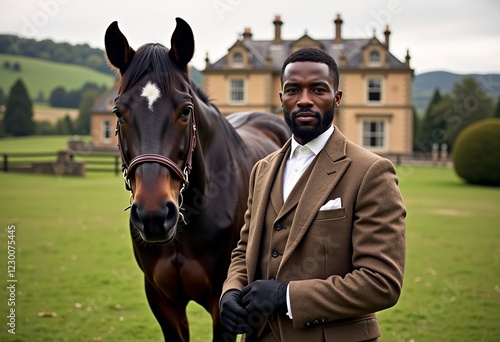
left=223, top=127, right=406, bottom=341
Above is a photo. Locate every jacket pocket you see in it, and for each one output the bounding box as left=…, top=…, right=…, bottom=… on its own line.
left=314, top=207, right=346, bottom=221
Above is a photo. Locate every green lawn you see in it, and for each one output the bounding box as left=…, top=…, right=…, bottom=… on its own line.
left=0, top=136, right=77, bottom=154
left=0, top=54, right=115, bottom=100
left=0, top=158, right=499, bottom=341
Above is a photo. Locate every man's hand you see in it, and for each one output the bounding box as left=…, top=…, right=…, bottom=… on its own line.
left=241, top=280, right=288, bottom=316
left=219, top=289, right=251, bottom=334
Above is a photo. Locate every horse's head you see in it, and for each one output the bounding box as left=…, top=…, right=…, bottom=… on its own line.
left=105, top=18, right=196, bottom=243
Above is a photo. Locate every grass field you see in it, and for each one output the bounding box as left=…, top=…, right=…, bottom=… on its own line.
left=0, top=54, right=115, bottom=100
left=0, top=137, right=499, bottom=341
left=0, top=136, right=77, bottom=153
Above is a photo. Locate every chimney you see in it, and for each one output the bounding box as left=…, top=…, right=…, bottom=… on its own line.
left=384, top=25, right=391, bottom=49
left=273, top=15, right=283, bottom=45
left=334, top=14, right=343, bottom=44
left=242, top=27, right=252, bottom=40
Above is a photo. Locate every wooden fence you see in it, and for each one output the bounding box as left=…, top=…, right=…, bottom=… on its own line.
left=1, top=151, right=121, bottom=175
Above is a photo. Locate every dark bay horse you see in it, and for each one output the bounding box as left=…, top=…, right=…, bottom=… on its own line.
left=104, top=18, right=290, bottom=341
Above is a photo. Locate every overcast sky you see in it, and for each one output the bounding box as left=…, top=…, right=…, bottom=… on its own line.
left=1, top=0, right=499, bottom=75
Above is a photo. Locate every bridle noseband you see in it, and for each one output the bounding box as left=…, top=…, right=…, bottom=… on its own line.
left=115, top=105, right=197, bottom=224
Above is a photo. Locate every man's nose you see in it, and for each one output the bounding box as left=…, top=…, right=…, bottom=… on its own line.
left=297, top=90, right=313, bottom=107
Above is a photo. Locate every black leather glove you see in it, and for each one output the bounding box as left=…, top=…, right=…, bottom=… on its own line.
left=241, top=280, right=288, bottom=316
left=219, top=289, right=251, bottom=335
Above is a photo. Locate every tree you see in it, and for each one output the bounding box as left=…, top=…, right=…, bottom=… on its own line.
left=494, top=96, right=500, bottom=118
left=4, top=79, right=35, bottom=136
left=76, top=89, right=97, bottom=135
left=412, top=106, right=420, bottom=152
left=415, top=88, right=442, bottom=152
left=0, top=87, right=6, bottom=106
left=442, top=77, right=494, bottom=149
left=64, top=114, right=75, bottom=135
left=49, top=86, right=68, bottom=107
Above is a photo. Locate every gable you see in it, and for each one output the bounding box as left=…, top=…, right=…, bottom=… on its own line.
left=290, top=34, right=322, bottom=53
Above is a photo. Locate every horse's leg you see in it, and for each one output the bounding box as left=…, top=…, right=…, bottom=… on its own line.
left=144, top=278, right=189, bottom=342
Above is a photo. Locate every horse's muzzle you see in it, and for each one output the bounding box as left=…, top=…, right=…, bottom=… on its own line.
left=130, top=200, right=179, bottom=243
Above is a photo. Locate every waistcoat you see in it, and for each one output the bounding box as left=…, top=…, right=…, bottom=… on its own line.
left=254, top=151, right=318, bottom=340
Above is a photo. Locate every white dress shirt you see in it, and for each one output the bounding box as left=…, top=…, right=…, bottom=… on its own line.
left=283, top=125, right=335, bottom=201
left=282, top=124, right=334, bottom=319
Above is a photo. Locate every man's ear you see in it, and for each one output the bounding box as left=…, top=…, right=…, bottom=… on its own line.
left=334, top=90, right=343, bottom=107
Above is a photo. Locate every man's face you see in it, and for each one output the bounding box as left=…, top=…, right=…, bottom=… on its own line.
left=279, top=62, right=342, bottom=145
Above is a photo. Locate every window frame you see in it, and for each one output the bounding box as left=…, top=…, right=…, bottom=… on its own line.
left=229, top=78, right=245, bottom=104
left=369, top=51, right=381, bottom=66
left=102, top=119, right=112, bottom=143
left=232, top=52, right=243, bottom=67
left=367, top=78, right=382, bottom=104
left=361, top=119, right=388, bottom=151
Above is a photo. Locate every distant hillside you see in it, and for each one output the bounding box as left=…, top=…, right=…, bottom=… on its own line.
left=0, top=34, right=112, bottom=75
left=413, top=71, right=500, bottom=115
left=0, top=54, right=116, bottom=101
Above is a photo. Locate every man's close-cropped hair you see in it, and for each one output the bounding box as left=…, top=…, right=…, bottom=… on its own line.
left=280, top=47, right=339, bottom=90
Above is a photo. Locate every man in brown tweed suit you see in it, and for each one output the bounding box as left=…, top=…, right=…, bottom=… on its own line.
left=220, top=47, right=406, bottom=342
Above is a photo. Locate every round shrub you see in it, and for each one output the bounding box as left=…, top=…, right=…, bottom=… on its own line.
left=452, top=118, right=500, bottom=186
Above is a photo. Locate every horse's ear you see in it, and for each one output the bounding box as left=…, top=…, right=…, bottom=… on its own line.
left=105, top=21, right=135, bottom=74
left=169, top=17, right=194, bottom=70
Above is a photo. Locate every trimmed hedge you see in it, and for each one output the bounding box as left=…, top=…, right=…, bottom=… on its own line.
left=452, top=118, right=500, bottom=186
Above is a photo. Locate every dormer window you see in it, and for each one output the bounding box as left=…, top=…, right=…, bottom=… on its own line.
left=233, top=52, right=243, bottom=66
left=369, top=51, right=380, bottom=66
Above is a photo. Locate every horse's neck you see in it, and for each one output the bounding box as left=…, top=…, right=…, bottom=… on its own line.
left=189, top=96, right=243, bottom=192
left=193, top=97, right=241, bottom=153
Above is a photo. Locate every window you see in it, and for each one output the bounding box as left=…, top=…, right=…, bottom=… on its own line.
left=362, top=120, right=385, bottom=148
left=369, top=51, right=380, bottom=65
left=230, top=79, right=245, bottom=103
left=102, top=120, right=111, bottom=142
left=233, top=52, right=243, bottom=66
left=368, top=79, right=382, bottom=102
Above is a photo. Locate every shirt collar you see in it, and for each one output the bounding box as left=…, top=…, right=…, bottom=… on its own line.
left=290, top=125, right=334, bottom=158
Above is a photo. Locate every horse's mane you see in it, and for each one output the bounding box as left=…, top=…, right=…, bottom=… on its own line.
left=117, top=43, right=244, bottom=147
left=118, top=43, right=218, bottom=111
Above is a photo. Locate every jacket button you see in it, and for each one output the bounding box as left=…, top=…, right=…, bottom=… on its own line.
left=321, top=317, right=327, bottom=323
left=269, top=314, right=276, bottom=321
left=313, top=319, right=319, bottom=325
left=274, top=223, right=282, bottom=231
left=305, top=321, right=311, bottom=327
left=271, top=250, right=279, bottom=258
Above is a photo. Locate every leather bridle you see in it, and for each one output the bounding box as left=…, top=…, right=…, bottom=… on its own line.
left=115, top=105, right=197, bottom=223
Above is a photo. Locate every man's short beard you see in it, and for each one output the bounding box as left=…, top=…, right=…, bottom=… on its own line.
left=284, top=106, right=335, bottom=142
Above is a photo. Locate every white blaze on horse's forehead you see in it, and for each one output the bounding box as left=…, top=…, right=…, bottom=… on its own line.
left=141, top=81, right=161, bottom=111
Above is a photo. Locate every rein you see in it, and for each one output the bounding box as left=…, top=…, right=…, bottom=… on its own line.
left=115, top=104, right=197, bottom=224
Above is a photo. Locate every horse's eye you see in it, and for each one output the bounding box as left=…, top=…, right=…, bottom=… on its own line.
left=113, top=107, right=125, bottom=122
left=181, top=105, right=193, bottom=119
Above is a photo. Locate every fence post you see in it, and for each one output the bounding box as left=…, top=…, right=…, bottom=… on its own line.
left=115, top=155, right=119, bottom=176
left=3, top=154, right=7, bottom=172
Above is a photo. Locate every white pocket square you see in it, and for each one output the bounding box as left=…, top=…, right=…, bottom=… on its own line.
left=319, top=197, right=342, bottom=211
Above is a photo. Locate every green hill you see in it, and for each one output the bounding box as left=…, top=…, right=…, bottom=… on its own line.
left=0, top=54, right=116, bottom=101
left=413, top=71, right=500, bottom=116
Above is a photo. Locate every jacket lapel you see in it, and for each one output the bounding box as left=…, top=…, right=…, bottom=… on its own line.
left=279, top=128, right=351, bottom=272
